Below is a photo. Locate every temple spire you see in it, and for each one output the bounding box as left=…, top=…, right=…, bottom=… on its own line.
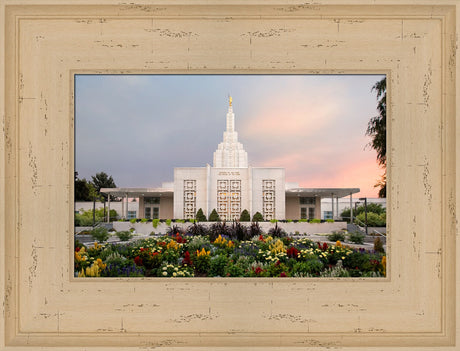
left=213, top=97, right=248, bottom=168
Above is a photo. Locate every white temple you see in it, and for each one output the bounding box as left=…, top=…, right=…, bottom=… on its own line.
left=102, top=97, right=360, bottom=221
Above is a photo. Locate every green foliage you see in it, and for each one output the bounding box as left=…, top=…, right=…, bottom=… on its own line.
left=356, top=212, right=386, bottom=227
left=292, top=259, right=324, bottom=276
left=348, top=231, right=365, bottom=244
left=75, top=208, right=118, bottom=226
left=341, top=203, right=386, bottom=223
left=116, top=230, right=133, bottom=241
left=176, top=219, right=185, bottom=223
left=367, top=77, right=386, bottom=198
left=152, top=219, right=160, bottom=228
left=252, top=212, right=264, bottom=222
left=209, top=255, right=230, bottom=276
left=208, top=209, right=220, bottom=222
left=269, top=219, right=278, bottom=223
left=165, top=219, right=171, bottom=226
left=90, top=226, right=109, bottom=242
left=91, top=171, right=117, bottom=201
left=74, top=176, right=91, bottom=201
left=309, top=218, right=321, bottom=223
left=327, top=231, right=345, bottom=242
left=326, top=219, right=334, bottom=223
left=239, top=209, right=250, bottom=222
left=140, top=218, right=148, bottom=223
left=195, top=208, right=207, bottom=222
left=129, top=218, right=137, bottom=224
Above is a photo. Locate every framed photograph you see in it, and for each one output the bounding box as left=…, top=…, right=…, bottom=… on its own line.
left=1, top=1, right=458, bottom=349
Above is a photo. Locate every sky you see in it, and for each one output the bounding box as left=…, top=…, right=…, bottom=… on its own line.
left=75, top=74, right=385, bottom=198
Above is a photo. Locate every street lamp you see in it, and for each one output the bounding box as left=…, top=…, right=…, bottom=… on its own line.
left=359, top=197, right=368, bottom=235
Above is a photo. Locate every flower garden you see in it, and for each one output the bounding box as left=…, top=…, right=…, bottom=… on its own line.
left=74, top=223, right=386, bottom=278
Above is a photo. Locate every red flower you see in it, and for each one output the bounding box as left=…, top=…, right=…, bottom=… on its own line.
left=254, top=267, right=263, bottom=275
left=286, top=247, right=299, bottom=258
left=75, top=247, right=81, bottom=252
left=258, top=235, right=265, bottom=242
left=182, top=251, right=192, bottom=266
left=322, top=243, right=328, bottom=251
left=134, top=256, right=143, bottom=266
left=280, top=272, right=287, bottom=277
left=275, top=260, right=281, bottom=266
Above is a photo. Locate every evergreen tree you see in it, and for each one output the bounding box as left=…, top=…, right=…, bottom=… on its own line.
left=208, top=209, right=221, bottom=222
left=239, top=209, right=250, bottom=222
left=252, top=211, right=264, bottom=222
left=195, top=208, right=207, bottom=222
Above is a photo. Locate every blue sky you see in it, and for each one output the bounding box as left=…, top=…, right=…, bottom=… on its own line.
left=75, top=74, right=385, bottom=197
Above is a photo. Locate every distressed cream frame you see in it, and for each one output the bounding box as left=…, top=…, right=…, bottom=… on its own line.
left=0, top=1, right=458, bottom=349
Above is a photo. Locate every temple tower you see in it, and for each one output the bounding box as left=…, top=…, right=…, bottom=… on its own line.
left=213, top=97, right=249, bottom=168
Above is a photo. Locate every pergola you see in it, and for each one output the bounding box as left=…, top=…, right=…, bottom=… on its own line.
left=285, top=187, right=360, bottom=221
left=100, top=187, right=173, bottom=221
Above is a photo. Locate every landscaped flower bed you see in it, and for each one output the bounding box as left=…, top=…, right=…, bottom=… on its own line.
left=75, top=231, right=386, bottom=278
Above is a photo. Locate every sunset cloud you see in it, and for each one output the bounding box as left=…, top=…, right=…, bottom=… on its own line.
left=75, top=74, right=384, bottom=197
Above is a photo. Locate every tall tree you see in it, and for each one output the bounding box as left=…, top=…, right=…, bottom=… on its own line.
left=74, top=176, right=91, bottom=201
left=366, top=77, right=386, bottom=198
left=91, top=172, right=117, bottom=219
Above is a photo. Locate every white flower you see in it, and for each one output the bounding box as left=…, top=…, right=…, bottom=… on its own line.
left=173, top=272, right=177, bottom=277
left=162, top=266, right=167, bottom=270
left=162, top=272, right=168, bottom=276
left=174, top=267, right=178, bottom=271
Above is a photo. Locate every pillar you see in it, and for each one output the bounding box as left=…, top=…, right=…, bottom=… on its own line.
left=350, top=192, right=353, bottom=224
left=331, top=193, right=334, bottom=219
left=107, top=194, right=111, bottom=223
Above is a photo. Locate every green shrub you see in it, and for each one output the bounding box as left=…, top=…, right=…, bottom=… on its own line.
left=348, top=231, right=365, bottom=244
left=252, top=212, right=264, bottom=222
left=356, top=212, right=385, bottom=227
left=309, top=218, right=321, bottom=223
left=140, top=218, right=148, bottom=223
left=116, top=230, right=133, bottom=241
left=90, top=226, right=109, bottom=242
left=195, top=208, right=207, bottom=222
left=75, top=208, right=119, bottom=226
left=165, top=219, right=172, bottom=226
left=326, top=219, right=334, bottom=223
left=209, top=255, right=230, bottom=276
left=298, top=219, right=308, bottom=223
left=152, top=219, right=160, bottom=228
left=269, top=219, right=278, bottom=224
left=239, top=209, right=250, bottom=222
left=208, top=209, right=220, bottom=222
left=292, top=260, right=324, bottom=276
left=129, top=218, right=136, bottom=224
left=327, top=231, right=345, bottom=242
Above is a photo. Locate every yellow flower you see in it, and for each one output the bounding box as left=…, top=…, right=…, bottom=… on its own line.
left=269, top=239, right=285, bottom=255
left=196, top=248, right=210, bottom=257
left=227, top=240, right=234, bottom=248
left=381, top=256, right=387, bottom=276
left=167, top=240, right=179, bottom=250
left=336, top=240, right=342, bottom=247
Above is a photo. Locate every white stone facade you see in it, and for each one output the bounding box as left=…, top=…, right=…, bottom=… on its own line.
left=174, top=166, right=285, bottom=220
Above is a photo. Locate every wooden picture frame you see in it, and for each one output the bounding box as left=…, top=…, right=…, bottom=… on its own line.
left=0, top=1, right=458, bottom=349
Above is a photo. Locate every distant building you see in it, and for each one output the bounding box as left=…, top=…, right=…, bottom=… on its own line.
left=101, top=98, right=360, bottom=221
